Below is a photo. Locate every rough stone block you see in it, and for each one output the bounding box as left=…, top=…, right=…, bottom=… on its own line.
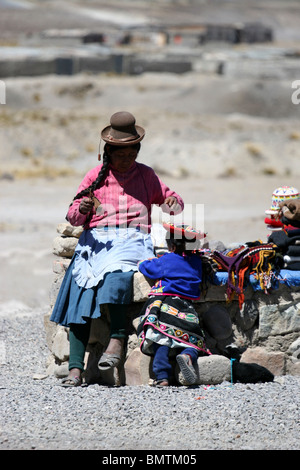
left=46, top=357, right=69, bottom=378
left=176, top=354, right=231, bottom=385
left=52, top=258, right=71, bottom=275
left=57, top=223, right=83, bottom=239
left=198, top=355, right=232, bottom=384
left=133, top=272, right=152, bottom=302
left=259, top=302, right=300, bottom=338
left=49, top=275, right=65, bottom=307
left=241, top=346, right=285, bottom=376
left=124, top=347, right=153, bottom=385
left=288, top=337, right=300, bottom=360
left=52, top=326, right=69, bottom=362
left=44, top=311, right=59, bottom=350
left=286, top=359, right=300, bottom=376
left=53, top=236, right=78, bottom=258
left=235, top=299, right=259, bottom=330
left=198, top=284, right=228, bottom=302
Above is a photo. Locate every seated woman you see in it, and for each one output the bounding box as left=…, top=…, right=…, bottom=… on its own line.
left=50, top=111, right=184, bottom=387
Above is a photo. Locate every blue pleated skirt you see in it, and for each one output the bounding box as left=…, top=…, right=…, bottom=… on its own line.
left=50, top=256, right=134, bottom=326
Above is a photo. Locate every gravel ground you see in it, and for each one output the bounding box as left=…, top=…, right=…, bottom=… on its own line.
left=1, top=302, right=299, bottom=452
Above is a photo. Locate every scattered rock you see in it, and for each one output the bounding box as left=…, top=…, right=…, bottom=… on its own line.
left=241, top=347, right=285, bottom=376
left=53, top=235, right=78, bottom=258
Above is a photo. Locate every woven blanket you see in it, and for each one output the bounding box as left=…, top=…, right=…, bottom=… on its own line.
left=211, top=242, right=282, bottom=308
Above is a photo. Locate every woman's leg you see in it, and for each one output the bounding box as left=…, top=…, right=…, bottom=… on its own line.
left=98, top=304, right=127, bottom=368
left=64, top=320, right=91, bottom=383
left=108, top=303, right=127, bottom=340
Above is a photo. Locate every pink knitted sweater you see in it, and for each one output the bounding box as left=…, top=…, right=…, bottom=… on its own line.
left=67, top=162, right=184, bottom=233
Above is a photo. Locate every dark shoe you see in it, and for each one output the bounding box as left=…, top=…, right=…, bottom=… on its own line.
left=176, top=354, right=197, bottom=385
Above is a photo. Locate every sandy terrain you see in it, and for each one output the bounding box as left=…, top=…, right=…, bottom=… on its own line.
left=0, top=0, right=300, bottom=310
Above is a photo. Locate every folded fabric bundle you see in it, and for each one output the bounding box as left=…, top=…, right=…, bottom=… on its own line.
left=286, top=228, right=300, bottom=238
left=283, top=253, right=300, bottom=270
left=283, top=261, right=300, bottom=270
left=268, top=230, right=289, bottom=249
left=268, top=230, right=300, bottom=253
left=284, top=255, right=300, bottom=263
left=286, top=245, right=300, bottom=256
left=281, top=215, right=300, bottom=228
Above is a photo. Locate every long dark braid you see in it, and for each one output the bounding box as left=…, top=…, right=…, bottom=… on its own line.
left=71, top=142, right=141, bottom=202
left=72, top=147, right=110, bottom=202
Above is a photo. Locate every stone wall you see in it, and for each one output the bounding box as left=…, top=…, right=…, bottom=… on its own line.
left=44, top=223, right=300, bottom=386
left=2, top=45, right=300, bottom=80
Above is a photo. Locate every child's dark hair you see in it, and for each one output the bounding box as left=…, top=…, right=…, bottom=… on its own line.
left=72, top=142, right=141, bottom=201
left=166, top=235, right=200, bottom=254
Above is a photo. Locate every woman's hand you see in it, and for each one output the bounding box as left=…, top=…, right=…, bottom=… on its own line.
left=79, top=197, right=94, bottom=214
left=163, top=196, right=180, bottom=214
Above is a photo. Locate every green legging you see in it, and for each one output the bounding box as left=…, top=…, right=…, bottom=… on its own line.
left=68, top=304, right=127, bottom=371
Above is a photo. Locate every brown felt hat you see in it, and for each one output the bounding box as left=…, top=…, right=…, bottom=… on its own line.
left=101, top=111, right=145, bottom=146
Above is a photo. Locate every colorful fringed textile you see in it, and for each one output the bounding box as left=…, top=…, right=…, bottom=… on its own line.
left=212, top=242, right=280, bottom=309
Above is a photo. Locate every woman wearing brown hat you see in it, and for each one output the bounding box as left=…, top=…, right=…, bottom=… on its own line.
left=50, top=111, right=184, bottom=387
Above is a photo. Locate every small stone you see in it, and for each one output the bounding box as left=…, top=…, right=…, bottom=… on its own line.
left=57, top=222, right=83, bottom=238
left=288, top=337, right=300, bottom=359
left=32, top=373, right=48, bottom=380
left=53, top=236, right=78, bottom=258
